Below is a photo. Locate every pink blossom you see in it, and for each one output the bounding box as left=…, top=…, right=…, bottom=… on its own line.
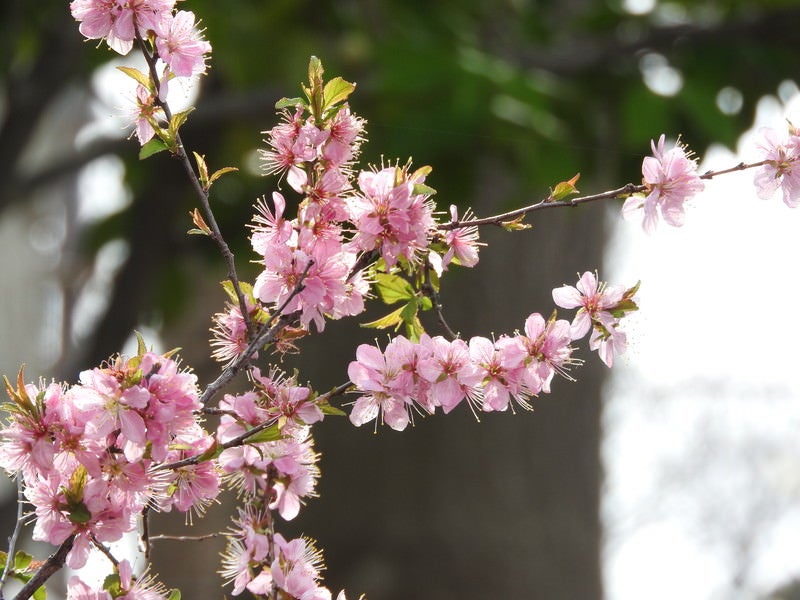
left=622, top=134, right=704, bottom=234
left=519, top=313, right=574, bottom=394
left=70, top=0, right=174, bottom=55
left=349, top=166, right=436, bottom=267
left=347, top=343, right=413, bottom=431
left=443, top=205, right=482, bottom=269
left=323, top=105, right=365, bottom=166
left=126, top=84, right=163, bottom=145
left=753, top=127, right=800, bottom=207
left=416, top=335, right=482, bottom=414
left=468, top=335, right=527, bottom=412
left=67, top=576, right=112, bottom=600
left=154, top=11, right=212, bottom=77
left=552, top=271, right=625, bottom=339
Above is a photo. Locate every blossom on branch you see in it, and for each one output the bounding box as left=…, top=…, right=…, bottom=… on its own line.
left=622, top=134, right=704, bottom=234
left=753, top=126, right=800, bottom=207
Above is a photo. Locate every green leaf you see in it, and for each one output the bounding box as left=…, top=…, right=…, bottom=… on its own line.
left=139, top=138, right=168, bottom=160
left=32, top=584, right=47, bottom=600
left=193, top=152, right=209, bottom=189
left=66, top=502, right=92, bottom=525
left=275, top=97, right=305, bottom=110
left=134, top=330, right=148, bottom=357
left=244, top=423, right=283, bottom=444
left=103, top=573, right=124, bottom=597
left=412, top=183, right=437, bottom=196
left=318, top=400, right=347, bottom=417
left=116, top=66, right=152, bottom=90
left=168, top=108, right=194, bottom=138
left=322, top=76, right=356, bottom=112
left=499, top=214, right=532, bottom=231
left=551, top=173, right=580, bottom=201
left=208, top=166, right=239, bottom=187
left=167, top=589, right=182, bottom=600
left=373, top=272, right=415, bottom=305
left=361, top=304, right=406, bottom=330
left=14, top=550, right=33, bottom=572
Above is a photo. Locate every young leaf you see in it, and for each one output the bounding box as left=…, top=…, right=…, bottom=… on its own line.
left=116, top=66, right=152, bottom=90
left=208, top=166, right=239, bottom=187
left=412, top=183, right=437, bottom=197
left=193, top=152, right=209, bottom=189
left=189, top=208, right=211, bottom=236
left=167, top=590, right=182, bottom=600
left=499, top=214, right=532, bottom=231
left=373, top=272, right=415, bottom=305
left=139, top=138, right=168, bottom=160
left=13, top=550, right=33, bottom=572
left=322, top=76, right=356, bottom=112
left=245, top=423, right=283, bottom=444
left=275, top=97, right=306, bottom=110
left=361, top=304, right=406, bottom=331
left=550, top=173, right=581, bottom=201
left=134, top=330, right=148, bottom=356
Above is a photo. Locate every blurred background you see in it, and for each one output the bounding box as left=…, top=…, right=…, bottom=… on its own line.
left=2, top=0, right=800, bottom=598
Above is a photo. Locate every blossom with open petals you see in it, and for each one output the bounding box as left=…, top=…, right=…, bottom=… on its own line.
left=622, top=134, right=704, bottom=234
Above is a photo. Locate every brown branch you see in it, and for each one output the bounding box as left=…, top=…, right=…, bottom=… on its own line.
left=441, top=158, right=775, bottom=231
left=12, top=535, right=75, bottom=600
left=133, top=31, right=254, bottom=340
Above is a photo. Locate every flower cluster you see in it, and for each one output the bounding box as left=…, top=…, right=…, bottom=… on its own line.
left=347, top=272, right=639, bottom=430
left=221, top=508, right=339, bottom=599
left=346, top=312, right=576, bottom=431
left=0, top=350, right=218, bottom=574
left=216, top=367, right=322, bottom=520
left=70, top=0, right=212, bottom=145
left=68, top=559, right=168, bottom=600
left=622, top=134, right=705, bottom=234
left=248, top=91, right=479, bottom=336
left=753, top=125, right=800, bottom=207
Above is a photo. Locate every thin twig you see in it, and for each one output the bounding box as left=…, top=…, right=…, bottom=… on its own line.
left=421, top=261, right=458, bottom=341
left=440, top=158, right=775, bottom=231
left=12, top=535, right=75, bottom=600
left=90, top=535, right=119, bottom=568
left=147, top=533, right=221, bottom=543
left=198, top=259, right=313, bottom=407
left=133, top=31, right=253, bottom=339
left=0, top=476, right=25, bottom=599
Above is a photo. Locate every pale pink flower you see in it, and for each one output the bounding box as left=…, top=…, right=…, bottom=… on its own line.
left=67, top=576, right=112, bottom=600
left=443, top=205, right=482, bottom=269
left=70, top=0, right=174, bottom=54
left=347, top=342, right=413, bottom=430
left=622, top=134, right=704, bottom=234
left=349, top=166, right=436, bottom=267
left=417, top=335, right=482, bottom=413
left=519, top=313, right=574, bottom=394
left=589, top=312, right=627, bottom=368
left=552, top=271, right=625, bottom=339
left=127, top=84, right=163, bottom=146
left=753, top=127, right=800, bottom=207
left=154, top=10, right=212, bottom=77
left=468, top=335, right=528, bottom=412
left=323, top=105, right=365, bottom=166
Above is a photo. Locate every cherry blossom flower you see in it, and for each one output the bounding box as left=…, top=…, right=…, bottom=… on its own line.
left=416, top=335, right=482, bottom=414
left=622, top=134, right=704, bottom=234
left=753, top=126, right=800, bottom=207
left=443, top=205, right=482, bottom=269
left=349, top=166, right=436, bottom=268
left=154, top=10, right=212, bottom=77
left=552, top=271, right=625, bottom=339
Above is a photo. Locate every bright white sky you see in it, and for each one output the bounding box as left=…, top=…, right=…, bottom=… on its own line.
left=604, top=91, right=800, bottom=599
